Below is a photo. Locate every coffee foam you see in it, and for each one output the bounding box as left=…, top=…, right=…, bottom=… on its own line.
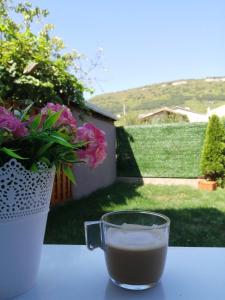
left=106, top=223, right=167, bottom=251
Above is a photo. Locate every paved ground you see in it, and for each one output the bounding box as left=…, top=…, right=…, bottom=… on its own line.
left=117, top=177, right=198, bottom=188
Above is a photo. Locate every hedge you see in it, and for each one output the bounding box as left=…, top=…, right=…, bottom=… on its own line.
left=116, top=123, right=207, bottom=178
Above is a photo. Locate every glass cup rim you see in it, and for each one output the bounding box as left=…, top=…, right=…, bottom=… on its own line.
left=101, top=210, right=170, bottom=229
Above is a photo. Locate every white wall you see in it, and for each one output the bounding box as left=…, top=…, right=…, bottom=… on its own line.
left=71, top=109, right=116, bottom=199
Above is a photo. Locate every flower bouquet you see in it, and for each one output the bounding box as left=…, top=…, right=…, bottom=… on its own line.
left=0, top=102, right=107, bottom=176
left=0, top=103, right=107, bottom=299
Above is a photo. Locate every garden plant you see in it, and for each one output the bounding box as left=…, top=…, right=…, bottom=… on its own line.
left=200, top=114, right=225, bottom=186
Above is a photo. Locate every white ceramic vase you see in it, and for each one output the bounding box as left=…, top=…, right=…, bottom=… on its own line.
left=0, top=159, right=55, bottom=300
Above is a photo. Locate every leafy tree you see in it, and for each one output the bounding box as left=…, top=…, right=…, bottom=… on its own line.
left=0, top=0, right=86, bottom=108
left=200, top=115, right=225, bottom=184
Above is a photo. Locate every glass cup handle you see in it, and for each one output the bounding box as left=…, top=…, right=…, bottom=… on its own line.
left=84, top=221, right=103, bottom=250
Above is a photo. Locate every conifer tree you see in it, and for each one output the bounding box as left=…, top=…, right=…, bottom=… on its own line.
left=200, top=115, right=225, bottom=183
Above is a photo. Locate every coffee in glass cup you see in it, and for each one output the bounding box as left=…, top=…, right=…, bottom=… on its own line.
left=85, top=211, right=170, bottom=290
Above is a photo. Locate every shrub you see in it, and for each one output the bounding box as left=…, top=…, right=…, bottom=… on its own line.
left=200, top=115, right=225, bottom=184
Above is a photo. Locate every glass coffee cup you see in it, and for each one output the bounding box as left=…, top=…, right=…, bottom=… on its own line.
left=85, top=210, right=170, bottom=290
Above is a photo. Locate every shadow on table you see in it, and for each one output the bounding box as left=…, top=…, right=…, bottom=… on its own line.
left=104, top=280, right=165, bottom=300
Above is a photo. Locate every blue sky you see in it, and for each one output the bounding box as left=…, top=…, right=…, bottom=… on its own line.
left=30, top=0, right=225, bottom=97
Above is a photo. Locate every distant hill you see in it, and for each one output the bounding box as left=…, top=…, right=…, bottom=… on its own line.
left=90, top=77, right=225, bottom=117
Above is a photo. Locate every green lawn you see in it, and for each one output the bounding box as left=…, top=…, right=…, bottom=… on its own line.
left=117, top=123, right=206, bottom=178
left=45, top=182, right=225, bottom=247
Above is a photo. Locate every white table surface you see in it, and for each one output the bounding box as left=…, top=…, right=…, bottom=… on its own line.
left=17, top=245, right=225, bottom=300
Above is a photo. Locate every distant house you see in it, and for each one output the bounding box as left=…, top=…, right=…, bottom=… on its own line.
left=139, top=106, right=206, bottom=123
left=139, top=107, right=189, bottom=123
left=139, top=104, right=225, bottom=123
left=71, top=102, right=117, bottom=199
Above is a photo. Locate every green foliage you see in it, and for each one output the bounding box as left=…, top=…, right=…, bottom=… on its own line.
left=200, top=115, right=225, bottom=183
left=117, top=123, right=206, bottom=178
left=0, top=147, right=26, bottom=159
left=91, top=79, right=225, bottom=122
left=0, top=0, right=85, bottom=108
left=63, top=165, right=76, bottom=184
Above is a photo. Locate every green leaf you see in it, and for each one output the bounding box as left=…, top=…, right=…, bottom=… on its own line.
left=30, top=114, right=41, bottom=130
left=43, top=110, right=62, bottom=130
left=55, top=130, right=70, bottom=141
left=36, top=142, right=53, bottom=158
left=72, top=141, right=88, bottom=149
left=20, top=103, right=33, bottom=121
left=0, top=147, right=27, bottom=160
left=39, top=157, right=51, bottom=167
left=31, top=163, right=38, bottom=172
left=58, top=149, right=78, bottom=163
left=49, top=133, right=73, bottom=148
left=63, top=165, right=76, bottom=183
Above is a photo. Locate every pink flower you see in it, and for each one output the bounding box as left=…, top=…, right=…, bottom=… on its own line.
left=76, top=123, right=107, bottom=168
left=0, top=107, right=27, bottom=137
left=41, top=103, right=77, bottom=132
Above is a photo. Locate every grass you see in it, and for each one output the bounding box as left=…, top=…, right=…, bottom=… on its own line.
left=117, top=123, right=206, bottom=178
left=45, top=182, right=225, bottom=247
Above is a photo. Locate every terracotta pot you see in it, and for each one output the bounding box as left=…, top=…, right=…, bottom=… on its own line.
left=198, top=179, right=217, bottom=191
